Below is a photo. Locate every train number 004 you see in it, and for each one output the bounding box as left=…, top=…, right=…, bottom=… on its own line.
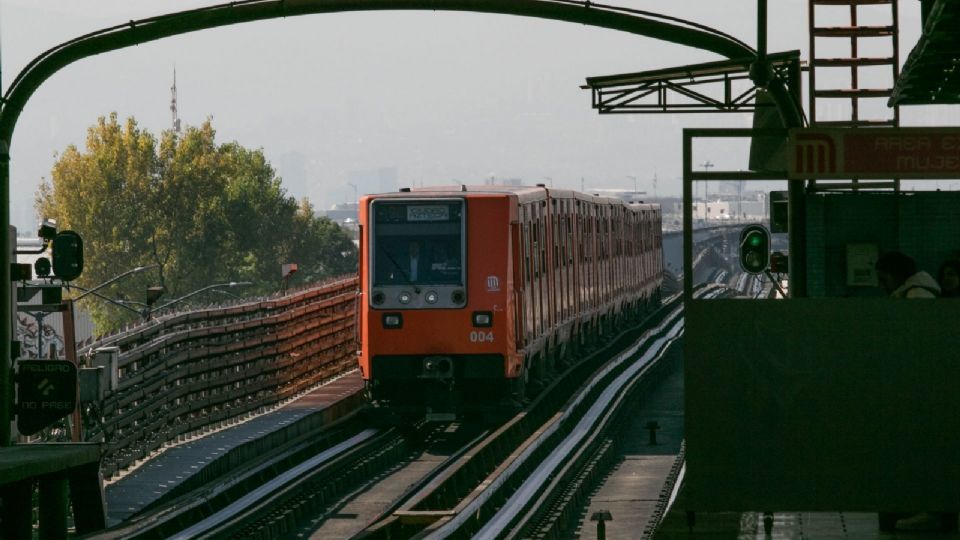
left=469, top=331, right=494, bottom=343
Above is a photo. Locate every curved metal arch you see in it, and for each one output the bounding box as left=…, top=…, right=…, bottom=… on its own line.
left=1, top=0, right=763, bottom=145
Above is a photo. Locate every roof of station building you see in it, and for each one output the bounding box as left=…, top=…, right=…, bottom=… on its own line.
left=890, top=0, right=960, bottom=105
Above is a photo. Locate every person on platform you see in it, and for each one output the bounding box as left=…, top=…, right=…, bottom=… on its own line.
left=937, top=259, right=960, bottom=298
left=875, top=252, right=953, bottom=531
left=874, top=251, right=940, bottom=298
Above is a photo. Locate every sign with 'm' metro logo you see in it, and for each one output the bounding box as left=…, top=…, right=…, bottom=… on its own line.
left=788, top=127, right=960, bottom=180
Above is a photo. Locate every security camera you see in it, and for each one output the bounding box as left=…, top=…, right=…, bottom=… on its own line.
left=37, top=218, right=57, bottom=241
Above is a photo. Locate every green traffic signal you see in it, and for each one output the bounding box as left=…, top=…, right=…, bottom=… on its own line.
left=739, top=225, right=770, bottom=274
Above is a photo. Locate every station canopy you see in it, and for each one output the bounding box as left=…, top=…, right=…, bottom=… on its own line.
left=890, top=0, right=960, bottom=105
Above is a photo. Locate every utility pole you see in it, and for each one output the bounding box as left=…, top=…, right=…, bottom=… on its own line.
left=699, top=161, right=714, bottom=221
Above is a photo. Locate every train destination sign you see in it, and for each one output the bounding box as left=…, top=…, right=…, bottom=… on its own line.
left=407, top=205, right=449, bottom=222
left=788, top=127, right=960, bottom=179
left=16, top=359, right=78, bottom=436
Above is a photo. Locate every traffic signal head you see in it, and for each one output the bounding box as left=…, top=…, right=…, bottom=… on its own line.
left=52, top=230, right=84, bottom=281
left=739, top=225, right=770, bottom=274
left=770, top=251, right=788, bottom=274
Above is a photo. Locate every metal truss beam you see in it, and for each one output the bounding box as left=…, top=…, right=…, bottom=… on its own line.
left=585, top=50, right=801, bottom=114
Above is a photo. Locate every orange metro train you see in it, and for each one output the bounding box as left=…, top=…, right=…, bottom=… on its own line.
left=357, top=185, right=662, bottom=419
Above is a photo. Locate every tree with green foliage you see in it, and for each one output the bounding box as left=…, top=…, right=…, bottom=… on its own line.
left=37, top=113, right=357, bottom=333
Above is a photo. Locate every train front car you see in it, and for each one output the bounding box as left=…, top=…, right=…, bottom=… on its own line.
left=358, top=189, right=519, bottom=421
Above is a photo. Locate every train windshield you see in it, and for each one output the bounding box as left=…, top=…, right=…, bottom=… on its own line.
left=372, top=200, right=464, bottom=286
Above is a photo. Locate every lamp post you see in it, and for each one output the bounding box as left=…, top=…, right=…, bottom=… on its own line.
left=70, top=264, right=159, bottom=302
left=151, top=281, right=252, bottom=315
left=68, top=285, right=145, bottom=316
left=211, top=288, right=243, bottom=300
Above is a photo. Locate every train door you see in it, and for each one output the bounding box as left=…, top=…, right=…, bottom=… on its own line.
left=511, top=213, right=524, bottom=352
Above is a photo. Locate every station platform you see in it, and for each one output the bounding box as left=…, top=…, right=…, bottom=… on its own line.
left=104, top=371, right=363, bottom=524
left=656, top=509, right=960, bottom=539
left=577, top=343, right=685, bottom=540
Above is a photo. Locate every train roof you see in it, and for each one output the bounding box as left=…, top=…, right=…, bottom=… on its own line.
left=363, top=185, right=660, bottom=211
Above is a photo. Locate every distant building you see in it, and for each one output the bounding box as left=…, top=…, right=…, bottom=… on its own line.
left=659, top=190, right=768, bottom=229
left=485, top=177, right=524, bottom=187
left=274, top=151, right=309, bottom=200
left=325, top=202, right=358, bottom=223
left=348, top=167, right=398, bottom=198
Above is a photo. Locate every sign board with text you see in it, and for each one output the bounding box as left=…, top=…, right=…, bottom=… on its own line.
left=788, top=127, right=960, bottom=179
left=16, top=359, right=78, bottom=436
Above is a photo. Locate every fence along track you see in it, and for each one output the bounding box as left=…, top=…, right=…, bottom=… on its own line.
left=78, top=277, right=359, bottom=479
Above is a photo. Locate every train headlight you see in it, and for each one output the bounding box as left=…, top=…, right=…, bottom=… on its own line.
left=382, top=313, right=403, bottom=329
left=472, top=311, right=493, bottom=327
left=372, top=291, right=385, bottom=305
left=425, top=291, right=439, bottom=304
left=452, top=289, right=465, bottom=305
left=398, top=292, right=412, bottom=305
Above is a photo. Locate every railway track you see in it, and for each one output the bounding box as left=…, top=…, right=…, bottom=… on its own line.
left=102, top=286, right=719, bottom=539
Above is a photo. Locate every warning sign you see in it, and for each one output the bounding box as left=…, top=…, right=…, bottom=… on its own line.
left=16, top=360, right=78, bottom=436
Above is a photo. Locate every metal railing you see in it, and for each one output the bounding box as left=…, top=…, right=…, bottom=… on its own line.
left=78, top=277, right=359, bottom=478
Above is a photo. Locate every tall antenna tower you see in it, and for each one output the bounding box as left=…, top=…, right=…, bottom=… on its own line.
left=170, top=67, right=181, bottom=133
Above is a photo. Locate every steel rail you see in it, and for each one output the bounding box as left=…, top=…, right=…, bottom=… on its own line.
left=171, top=428, right=383, bottom=539
left=113, top=286, right=718, bottom=540
left=409, top=286, right=721, bottom=539
left=478, top=315, right=686, bottom=538
left=354, top=288, right=706, bottom=539
left=491, top=289, right=722, bottom=540
left=345, top=427, right=492, bottom=538
left=93, top=409, right=376, bottom=539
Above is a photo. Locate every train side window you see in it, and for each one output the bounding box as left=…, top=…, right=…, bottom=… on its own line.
left=524, top=221, right=531, bottom=284
left=539, top=215, right=546, bottom=276
left=532, top=209, right=539, bottom=279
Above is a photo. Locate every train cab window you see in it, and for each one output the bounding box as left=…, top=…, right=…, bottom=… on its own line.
left=371, top=199, right=464, bottom=287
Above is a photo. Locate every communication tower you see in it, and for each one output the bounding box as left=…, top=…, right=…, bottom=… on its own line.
left=170, top=68, right=181, bottom=133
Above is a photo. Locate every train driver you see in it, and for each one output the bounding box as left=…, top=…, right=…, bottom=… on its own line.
left=408, top=241, right=422, bottom=282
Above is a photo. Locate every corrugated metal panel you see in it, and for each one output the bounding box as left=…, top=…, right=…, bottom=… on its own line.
left=891, top=0, right=960, bottom=105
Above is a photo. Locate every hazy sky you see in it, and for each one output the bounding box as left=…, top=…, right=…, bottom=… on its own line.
left=1, top=0, right=954, bottom=231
